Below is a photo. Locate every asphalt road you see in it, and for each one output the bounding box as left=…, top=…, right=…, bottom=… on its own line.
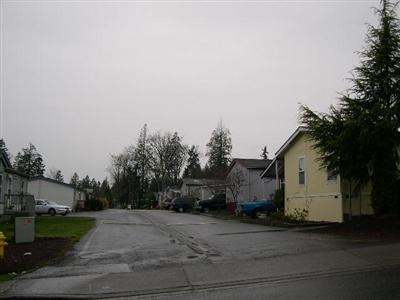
left=2, top=209, right=400, bottom=299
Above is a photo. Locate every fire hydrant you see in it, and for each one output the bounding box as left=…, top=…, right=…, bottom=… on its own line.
left=0, top=231, right=8, bottom=259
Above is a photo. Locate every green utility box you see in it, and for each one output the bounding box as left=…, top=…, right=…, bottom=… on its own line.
left=15, top=217, right=35, bottom=243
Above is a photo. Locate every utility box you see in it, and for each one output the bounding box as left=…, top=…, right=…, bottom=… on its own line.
left=15, top=217, right=35, bottom=243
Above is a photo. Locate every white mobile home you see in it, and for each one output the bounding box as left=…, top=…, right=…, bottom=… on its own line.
left=28, top=176, right=86, bottom=210
left=0, top=150, right=32, bottom=221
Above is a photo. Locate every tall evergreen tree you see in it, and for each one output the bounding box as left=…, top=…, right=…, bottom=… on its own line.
left=134, top=124, right=152, bottom=199
left=48, top=168, right=64, bottom=182
left=300, top=0, right=400, bottom=214
left=100, top=178, right=111, bottom=197
left=13, top=143, right=45, bottom=176
left=100, top=177, right=113, bottom=207
left=80, top=175, right=91, bottom=189
left=70, top=172, right=80, bottom=187
left=183, top=145, right=202, bottom=178
left=90, top=178, right=100, bottom=197
left=0, top=139, right=11, bottom=161
left=206, top=120, right=232, bottom=177
left=55, top=170, right=64, bottom=182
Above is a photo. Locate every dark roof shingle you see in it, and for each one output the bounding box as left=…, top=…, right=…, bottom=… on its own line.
left=233, top=158, right=272, bottom=170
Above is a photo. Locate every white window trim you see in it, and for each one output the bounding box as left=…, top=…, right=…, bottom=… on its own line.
left=298, top=156, right=306, bottom=186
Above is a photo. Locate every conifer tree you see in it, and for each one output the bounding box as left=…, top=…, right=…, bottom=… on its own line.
left=13, top=143, right=45, bottom=176
left=0, top=139, right=11, bottom=161
left=70, top=172, right=80, bottom=187
left=134, top=124, right=152, bottom=198
left=183, top=145, right=202, bottom=178
left=300, top=0, right=400, bottom=214
left=55, top=170, right=64, bottom=182
left=206, top=120, right=232, bottom=177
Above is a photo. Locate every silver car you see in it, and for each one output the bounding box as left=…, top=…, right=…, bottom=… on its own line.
left=35, top=199, right=71, bottom=216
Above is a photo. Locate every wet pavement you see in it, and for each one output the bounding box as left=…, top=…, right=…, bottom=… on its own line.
left=1, top=209, right=400, bottom=299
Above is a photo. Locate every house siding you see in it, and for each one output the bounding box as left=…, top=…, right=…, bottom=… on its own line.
left=181, top=184, right=214, bottom=200
left=341, top=181, right=374, bottom=218
left=226, top=163, right=275, bottom=203
left=284, top=133, right=344, bottom=222
left=0, top=159, right=29, bottom=218
left=262, top=177, right=276, bottom=200
left=28, top=179, right=76, bottom=208
left=180, top=179, right=225, bottom=201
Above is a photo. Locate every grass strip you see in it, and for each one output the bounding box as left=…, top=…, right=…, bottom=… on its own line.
left=0, top=216, right=95, bottom=281
left=34, top=216, right=95, bottom=242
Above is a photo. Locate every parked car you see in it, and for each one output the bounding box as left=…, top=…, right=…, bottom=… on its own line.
left=195, top=193, right=226, bottom=213
left=236, top=199, right=275, bottom=218
left=35, top=199, right=71, bottom=216
left=170, top=197, right=196, bottom=212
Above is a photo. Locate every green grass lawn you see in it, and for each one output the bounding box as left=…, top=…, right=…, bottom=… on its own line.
left=0, top=216, right=95, bottom=242
left=35, top=216, right=96, bottom=242
left=0, top=216, right=95, bottom=281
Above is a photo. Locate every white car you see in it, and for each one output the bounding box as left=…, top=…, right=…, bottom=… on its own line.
left=35, top=199, right=72, bottom=216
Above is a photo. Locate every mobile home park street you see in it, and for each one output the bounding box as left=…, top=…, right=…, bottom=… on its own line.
left=2, top=209, right=400, bottom=299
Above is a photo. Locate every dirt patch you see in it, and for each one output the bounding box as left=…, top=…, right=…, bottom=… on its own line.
left=310, top=216, right=400, bottom=241
left=0, top=238, right=71, bottom=274
left=208, top=211, right=400, bottom=241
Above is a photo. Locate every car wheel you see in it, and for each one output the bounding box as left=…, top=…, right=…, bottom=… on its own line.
left=179, top=207, right=184, bottom=213
left=203, top=207, right=210, bottom=213
left=49, top=208, right=56, bottom=216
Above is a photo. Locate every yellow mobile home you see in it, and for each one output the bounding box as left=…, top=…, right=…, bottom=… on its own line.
left=272, top=127, right=373, bottom=223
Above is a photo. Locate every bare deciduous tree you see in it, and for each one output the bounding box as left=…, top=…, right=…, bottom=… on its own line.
left=226, top=168, right=245, bottom=203
left=148, top=131, right=187, bottom=191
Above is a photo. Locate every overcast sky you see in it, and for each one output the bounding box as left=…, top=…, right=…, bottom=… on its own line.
left=0, top=0, right=385, bottom=182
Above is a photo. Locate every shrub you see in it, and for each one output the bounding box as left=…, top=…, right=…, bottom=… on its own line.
left=287, top=208, right=309, bottom=222
left=273, top=188, right=284, bottom=211
left=84, top=197, right=108, bottom=211
left=99, top=198, right=109, bottom=209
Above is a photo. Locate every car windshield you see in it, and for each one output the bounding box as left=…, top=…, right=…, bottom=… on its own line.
left=46, top=201, right=57, bottom=205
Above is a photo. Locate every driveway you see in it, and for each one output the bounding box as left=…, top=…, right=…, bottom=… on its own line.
left=2, top=209, right=400, bottom=299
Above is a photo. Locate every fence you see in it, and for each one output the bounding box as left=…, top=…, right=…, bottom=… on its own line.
left=4, top=194, right=35, bottom=216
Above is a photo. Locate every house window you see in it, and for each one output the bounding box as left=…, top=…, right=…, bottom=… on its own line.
left=298, top=156, right=306, bottom=185
left=327, top=168, right=337, bottom=182
left=13, top=176, right=18, bottom=193
left=20, top=180, right=25, bottom=192
left=7, top=177, right=11, bottom=195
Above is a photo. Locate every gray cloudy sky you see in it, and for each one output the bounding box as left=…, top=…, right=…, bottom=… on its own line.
left=0, top=0, right=382, bottom=181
